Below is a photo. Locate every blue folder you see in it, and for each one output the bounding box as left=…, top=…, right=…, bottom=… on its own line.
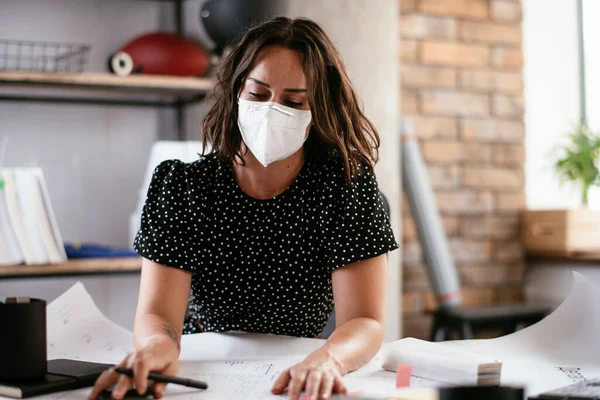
left=64, top=242, right=138, bottom=259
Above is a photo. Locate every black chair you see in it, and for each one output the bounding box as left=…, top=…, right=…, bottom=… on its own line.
left=321, top=190, right=391, bottom=339
left=429, top=303, right=550, bottom=341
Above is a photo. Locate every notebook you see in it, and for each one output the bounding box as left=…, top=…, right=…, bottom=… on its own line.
left=0, top=359, right=112, bottom=398
left=381, top=337, right=502, bottom=386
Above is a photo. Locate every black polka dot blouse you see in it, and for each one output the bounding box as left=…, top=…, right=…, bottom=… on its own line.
left=133, top=153, right=398, bottom=338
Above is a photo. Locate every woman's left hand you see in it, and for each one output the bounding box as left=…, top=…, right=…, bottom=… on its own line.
left=271, top=350, right=348, bottom=400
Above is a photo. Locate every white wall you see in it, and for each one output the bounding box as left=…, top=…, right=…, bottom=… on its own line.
left=0, top=274, right=140, bottom=329
left=284, top=0, right=402, bottom=341
left=523, top=0, right=583, bottom=210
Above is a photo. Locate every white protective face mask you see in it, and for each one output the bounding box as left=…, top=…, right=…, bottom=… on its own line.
left=237, top=98, right=312, bottom=167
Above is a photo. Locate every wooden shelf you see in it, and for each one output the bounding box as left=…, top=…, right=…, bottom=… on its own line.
left=526, top=252, right=600, bottom=264
left=0, top=71, right=214, bottom=93
left=0, top=71, right=214, bottom=106
left=0, top=257, right=142, bottom=279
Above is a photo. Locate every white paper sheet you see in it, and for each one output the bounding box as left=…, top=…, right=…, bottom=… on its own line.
left=344, top=370, right=447, bottom=394
left=179, top=331, right=325, bottom=361
left=46, top=281, right=134, bottom=364
left=178, top=334, right=444, bottom=398
left=439, top=272, right=600, bottom=396
left=173, top=356, right=442, bottom=399
left=165, top=359, right=298, bottom=399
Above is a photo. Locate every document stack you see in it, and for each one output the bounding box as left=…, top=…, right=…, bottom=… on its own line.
left=0, top=168, right=66, bottom=266
left=381, top=337, right=502, bottom=386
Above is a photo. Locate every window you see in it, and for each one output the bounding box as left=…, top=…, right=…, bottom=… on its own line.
left=582, top=0, right=600, bottom=131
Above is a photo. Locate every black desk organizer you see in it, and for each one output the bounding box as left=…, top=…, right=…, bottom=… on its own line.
left=0, top=298, right=47, bottom=381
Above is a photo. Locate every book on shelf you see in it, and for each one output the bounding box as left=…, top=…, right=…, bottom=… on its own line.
left=0, top=178, right=23, bottom=265
left=0, top=168, right=66, bottom=266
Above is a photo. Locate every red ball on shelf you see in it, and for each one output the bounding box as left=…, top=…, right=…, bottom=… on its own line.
left=109, top=32, right=210, bottom=77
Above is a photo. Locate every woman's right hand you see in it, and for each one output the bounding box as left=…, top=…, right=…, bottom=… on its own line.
left=88, top=336, right=180, bottom=400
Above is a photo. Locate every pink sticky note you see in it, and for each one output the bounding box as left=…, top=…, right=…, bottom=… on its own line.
left=396, top=363, right=412, bottom=388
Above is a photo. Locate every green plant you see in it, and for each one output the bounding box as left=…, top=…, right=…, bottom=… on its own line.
left=554, top=119, right=600, bottom=206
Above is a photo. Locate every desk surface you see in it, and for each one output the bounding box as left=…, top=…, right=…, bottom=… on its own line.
left=0, top=257, right=142, bottom=279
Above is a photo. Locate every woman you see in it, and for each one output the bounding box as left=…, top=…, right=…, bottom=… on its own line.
left=90, top=16, right=398, bottom=400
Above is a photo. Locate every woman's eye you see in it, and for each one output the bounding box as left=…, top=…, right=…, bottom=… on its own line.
left=249, top=92, right=267, bottom=100
left=285, top=101, right=303, bottom=108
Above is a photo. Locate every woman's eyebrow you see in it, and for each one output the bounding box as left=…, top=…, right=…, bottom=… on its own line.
left=248, top=77, right=270, bottom=88
left=248, top=77, right=306, bottom=93
left=284, top=87, right=307, bottom=93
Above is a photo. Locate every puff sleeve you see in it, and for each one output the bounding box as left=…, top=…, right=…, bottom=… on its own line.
left=133, top=160, right=195, bottom=272
left=322, top=166, right=399, bottom=271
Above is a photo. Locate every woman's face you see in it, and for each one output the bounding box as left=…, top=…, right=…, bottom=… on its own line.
left=240, top=46, right=310, bottom=111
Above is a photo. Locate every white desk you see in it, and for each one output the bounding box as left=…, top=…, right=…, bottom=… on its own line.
left=17, top=333, right=397, bottom=399
left=0, top=282, right=395, bottom=399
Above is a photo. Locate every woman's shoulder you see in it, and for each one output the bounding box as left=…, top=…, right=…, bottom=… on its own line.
left=309, top=152, right=346, bottom=183
left=310, top=152, right=376, bottom=189
left=187, top=153, right=221, bottom=177
left=152, top=153, right=220, bottom=181
left=146, top=154, right=222, bottom=203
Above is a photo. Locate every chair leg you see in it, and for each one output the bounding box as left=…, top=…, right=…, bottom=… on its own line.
left=502, top=323, right=517, bottom=336
left=460, top=322, right=473, bottom=340
left=430, top=315, right=447, bottom=342
left=430, top=319, right=440, bottom=342
left=434, top=327, right=447, bottom=342
left=514, top=321, right=526, bottom=332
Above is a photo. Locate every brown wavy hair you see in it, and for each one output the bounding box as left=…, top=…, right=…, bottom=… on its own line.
left=202, top=17, right=380, bottom=183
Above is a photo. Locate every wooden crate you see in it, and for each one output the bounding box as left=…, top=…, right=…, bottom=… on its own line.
left=522, top=209, right=600, bottom=257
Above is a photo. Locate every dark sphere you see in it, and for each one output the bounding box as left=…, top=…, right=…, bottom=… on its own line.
left=200, top=0, right=282, bottom=52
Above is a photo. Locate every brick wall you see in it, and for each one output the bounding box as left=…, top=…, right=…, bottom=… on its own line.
left=399, top=0, right=526, bottom=339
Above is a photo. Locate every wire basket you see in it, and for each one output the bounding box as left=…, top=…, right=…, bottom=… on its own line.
left=0, top=39, right=91, bottom=73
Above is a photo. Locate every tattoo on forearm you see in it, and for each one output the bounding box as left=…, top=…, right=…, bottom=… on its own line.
left=162, top=323, right=180, bottom=350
